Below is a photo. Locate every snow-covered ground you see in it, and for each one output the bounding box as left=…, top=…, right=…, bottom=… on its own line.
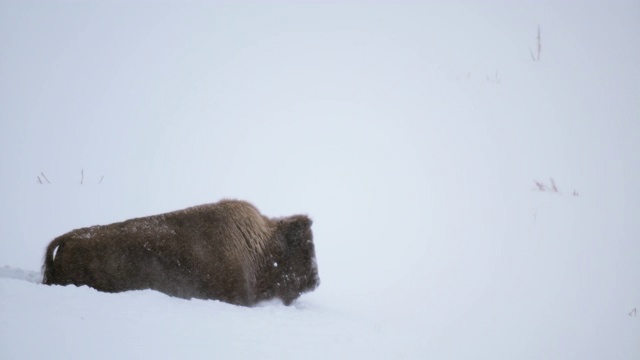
left=1, top=1, right=639, bottom=359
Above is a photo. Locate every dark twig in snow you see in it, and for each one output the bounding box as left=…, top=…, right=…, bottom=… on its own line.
left=549, top=177, right=558, bottom=192
left=536, top=26, right=541, bottom=61
left=40, top=172, right=51, bottom=184
left=486, top=71, right=500, bottom=84
left=530, top=25, right=541, bottom=61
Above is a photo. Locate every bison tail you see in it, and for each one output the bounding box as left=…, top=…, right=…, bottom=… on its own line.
left=42, top=236, right=65, bottom=284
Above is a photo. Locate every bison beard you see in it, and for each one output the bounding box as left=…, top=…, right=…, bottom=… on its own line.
left=42, top=200, right=319, bottom=306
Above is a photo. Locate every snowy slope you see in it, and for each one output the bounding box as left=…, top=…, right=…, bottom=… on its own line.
left=1, top=1, right=639, bottom=359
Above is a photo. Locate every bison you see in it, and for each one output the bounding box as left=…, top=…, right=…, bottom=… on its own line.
left=42, top=199, right=319, bottom=306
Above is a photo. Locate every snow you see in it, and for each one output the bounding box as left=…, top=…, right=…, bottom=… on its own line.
left=1, top=1, right=639, bottom=359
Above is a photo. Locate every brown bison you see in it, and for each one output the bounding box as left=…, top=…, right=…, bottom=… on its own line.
left=42, top=199, right=319, bottom=306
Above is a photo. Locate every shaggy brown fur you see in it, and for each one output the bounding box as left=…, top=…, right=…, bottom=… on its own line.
left=42, top=200, right=319, bottom=306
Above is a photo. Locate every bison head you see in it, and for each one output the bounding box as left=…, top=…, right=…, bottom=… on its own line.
left=274, top=215, right=320, bottom=305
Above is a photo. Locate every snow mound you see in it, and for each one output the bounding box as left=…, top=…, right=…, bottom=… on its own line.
left=0, top=266, right=42, bottom=284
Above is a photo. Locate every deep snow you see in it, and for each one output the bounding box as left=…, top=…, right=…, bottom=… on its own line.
left=1, top=1, right=639, bottom=359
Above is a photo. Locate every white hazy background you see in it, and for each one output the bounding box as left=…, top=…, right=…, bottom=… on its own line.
left=1, top=1, right=639, bottom=359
